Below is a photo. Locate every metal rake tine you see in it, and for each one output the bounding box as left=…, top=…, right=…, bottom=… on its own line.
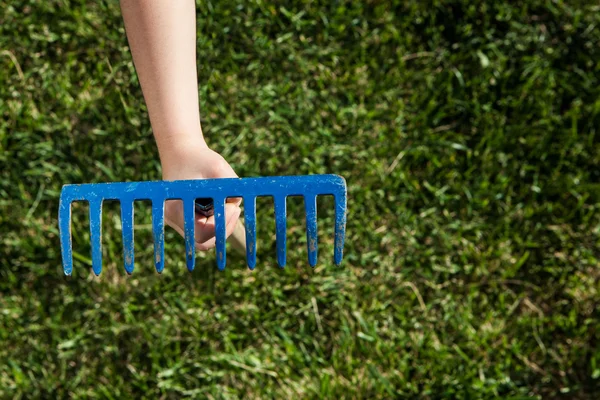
left=120, top=199, right=135, bottom=274
left=184, top=198, right=196, bottom=272
left=213, top=197, right=227, bottom=270
left=304, top=194, right=318, bottom=267
left=334, top=192, right=347, bottom=265
left=89, top=199, right=103, bottom=276
left=274, top=196, right=287, bottom=267
left=58, top=197, right=73, bottom=276
left=244, top=196, right=257, bottom=270
left=152, top=200, right=165, bottom=273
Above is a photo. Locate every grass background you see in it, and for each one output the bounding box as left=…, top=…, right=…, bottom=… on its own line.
left=1, top=0, right=599, bottom=398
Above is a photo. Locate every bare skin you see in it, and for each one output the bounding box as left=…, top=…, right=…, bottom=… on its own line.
left=119, top=0, right=240, bottom=250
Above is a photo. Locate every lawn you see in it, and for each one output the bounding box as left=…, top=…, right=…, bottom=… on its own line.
left=1, top=0, right=599, bottom=398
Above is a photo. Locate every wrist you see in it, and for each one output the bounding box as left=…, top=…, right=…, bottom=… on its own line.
left=156, top=134, right=209, bottom=175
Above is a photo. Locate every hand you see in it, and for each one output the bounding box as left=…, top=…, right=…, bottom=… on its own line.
left=160, top=144, right=242, bottom=251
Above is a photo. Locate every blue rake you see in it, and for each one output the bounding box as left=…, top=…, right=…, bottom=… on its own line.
left=58, top=174, right=347, bottom=276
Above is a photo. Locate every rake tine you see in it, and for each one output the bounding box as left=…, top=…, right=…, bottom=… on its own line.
left=304, top=195, right=318, bottom=267
left=213, top=197, right=226, bottom=270
left=152, top=200, right=165, bottom=273
left=274, top=196, right=287, bottom=268
left=120, top=200, right=135, bottom=274
left=244, top=196, right=257, bottom=270
left=58, top=199, right=73, bottom=276
left=184, top=198, right=196, bottom=272
left=89, top=199, right=103, bottom=276
left=334, top=193, right=347, bottom=265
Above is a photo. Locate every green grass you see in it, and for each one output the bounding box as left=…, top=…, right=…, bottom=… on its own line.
left=1, top=0, right=599, bottom=398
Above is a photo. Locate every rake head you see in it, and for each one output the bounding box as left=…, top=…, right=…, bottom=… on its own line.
left=58, top=174, right=347, bottom=275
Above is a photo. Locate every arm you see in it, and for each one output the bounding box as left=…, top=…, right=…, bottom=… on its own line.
left=120, top=0, right=242, bottom=250
left=120, top=0, right=204, bottom=166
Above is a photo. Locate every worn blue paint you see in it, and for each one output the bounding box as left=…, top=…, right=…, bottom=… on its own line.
left=183, top=200, right=196, bottom=272
left=58, top=174, right=347, bottom=275
left=120, top=200, right=135, bottom=274
left=274, top=196, right=287, bottom=267
left=213, top=198, right=227, bottom=271
left=334, top=193, right=347, bottom=265
left=244, top=196, right=257, bottom=270
left=152, top=201, right=165, bottom=273
left=58, top=200, right=73, bottom=276
left=304, top=195, right=318, bottom=267
left=89, top=199, right=103, bottom=276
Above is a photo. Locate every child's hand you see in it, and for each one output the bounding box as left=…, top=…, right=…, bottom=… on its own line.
left=161, top=144, right=242, bottom=251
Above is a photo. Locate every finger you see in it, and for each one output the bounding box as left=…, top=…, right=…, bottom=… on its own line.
left=164, top=200, right=212, bottom=250
left=195, top=204, right=241, bottom=250
left=226, top=196, right=243, bottom=207
left=225, top=205, right=242, bottom=237
left=164, top=199, right=241, bottom=251
left=164, top=199, right=185, bottom=235
left=195, top=207, right=240, bottom=251
left=194, top=202, right=239, bottom=243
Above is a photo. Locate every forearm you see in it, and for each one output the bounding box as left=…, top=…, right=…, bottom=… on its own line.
left=120, top=0, right=206, bottom=166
